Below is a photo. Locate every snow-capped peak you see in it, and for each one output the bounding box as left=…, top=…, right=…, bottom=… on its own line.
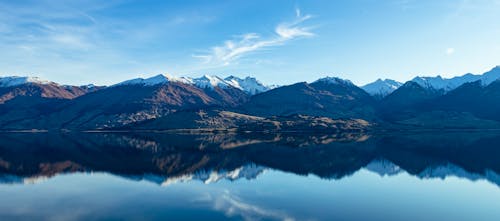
left=115, top=73, right=271, bottom=95
left=79, top=84, right=97, bottom=88
left=409, top=67, right=500, bottom=91
left=224, top=76, right=270, bottom=95
left=115, top=74, right=194, bottom=86
left=410, top=75, right=461, bottom=91
left=116, top=74, right=169, bottom=86
left=193, top=75, right=231, bottom=89
left=481, top=66, right=500, bottom=85
left=0, top=76, right=52, bottom=87
left=410, top=74, right=478, bottom=91
left=314, top=76, right=354, bottom=85
left=361, top=79, right=403, bottom=97
left=144, top=74, right=169, bottom=85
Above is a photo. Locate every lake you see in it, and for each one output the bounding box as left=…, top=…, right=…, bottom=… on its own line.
left=0, top=132, right=499, bottom=221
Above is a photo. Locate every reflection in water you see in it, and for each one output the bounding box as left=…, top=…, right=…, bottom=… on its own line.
left=0, top=133, right=500, bottom=185
left=207, top=190, right=296, bottom=221
left=0, top=132, right=500, bottom=186
left=1, top=132, right=500, bottom=220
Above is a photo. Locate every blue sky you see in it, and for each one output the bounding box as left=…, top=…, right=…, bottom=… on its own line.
left=1, top=0, right=499, bottom=86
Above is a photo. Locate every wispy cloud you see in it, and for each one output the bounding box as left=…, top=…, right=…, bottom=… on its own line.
left=0, top=0, right=206, bottom=84
left=0, top=1, right=112, bottom=54
left=194, top=9, right=315, bottom=66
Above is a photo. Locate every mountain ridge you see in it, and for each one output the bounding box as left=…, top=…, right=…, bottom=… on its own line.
left=3, top=66, right=500, bottom=97
left=1, top=65, right=500, bottom=131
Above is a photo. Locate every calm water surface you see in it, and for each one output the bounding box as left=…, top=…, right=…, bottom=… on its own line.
left=0, top=132, right=499, bottom=221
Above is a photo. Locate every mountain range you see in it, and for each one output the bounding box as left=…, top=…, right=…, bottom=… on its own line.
left=0, top=66, right=499, bottom=131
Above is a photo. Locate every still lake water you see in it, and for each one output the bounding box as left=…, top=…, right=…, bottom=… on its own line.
left=0, top=132, right=499, bottom=221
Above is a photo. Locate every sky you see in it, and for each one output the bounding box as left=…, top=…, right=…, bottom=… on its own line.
left=0, top=0, right=499, bottom=86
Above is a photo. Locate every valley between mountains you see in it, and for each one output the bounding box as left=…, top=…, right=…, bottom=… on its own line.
left=1, top=66, right=499, bottom=132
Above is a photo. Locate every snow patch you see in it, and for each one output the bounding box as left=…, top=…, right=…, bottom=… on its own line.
left=0, top=76, right=52, bottom=87
left=115, top=74, right=271, bottom=95
left=314, top=76, right=354, bottom=86
left=361, top=79, right=403, bottom=97
left=224, top=76, right=270, bottom=95
left=410, top=66, right=500, bottom=91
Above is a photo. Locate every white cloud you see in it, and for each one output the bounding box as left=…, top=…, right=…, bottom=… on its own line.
left=194, top=9, right=314, bottom=66
left=446, top=47, right=455, bottom=55
left=202, top=190, right=296, bottom=221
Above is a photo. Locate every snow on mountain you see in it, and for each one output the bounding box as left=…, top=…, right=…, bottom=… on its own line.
left=410, top=75, right=478, bottom=91
left=193, top=75, right=231, bottom=89
left=4, top=65, right=499, bottom=95
left=480, top=65, right=500, bottom=85
left=410, top=66, right=500, bottom=91
left=314, top=76, right=354, bottom=86
left=115, top=74, right=192, bottom=86
left=0, top=76, right=52, bottom=87
left=224, top=76, right=270, bottom=95
left=361, top=79, right=403, bottom=97
left=115, top=74, right=271, bottom=95
left=79, top=84, right=97, bottom=89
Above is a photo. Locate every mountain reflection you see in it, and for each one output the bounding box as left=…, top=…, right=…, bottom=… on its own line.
left=0, top=131, right=499, bottom=186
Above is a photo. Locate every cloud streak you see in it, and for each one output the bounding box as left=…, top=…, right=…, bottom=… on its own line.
left=198, top=190, right=296, bottom=221
left=194, top=9, right=314, bottom=66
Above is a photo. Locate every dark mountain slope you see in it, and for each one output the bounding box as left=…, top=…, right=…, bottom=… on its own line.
left=4, top=82, right=250, bottom=130
left=0, top=83, right=97, bottom=104
left=377, top=81, right=444, bottom=121
left=433, top=80, right=500, bottom=121
left=0, top=83, right=102, bottom=129
left=241, top=78, right=376, bottom=120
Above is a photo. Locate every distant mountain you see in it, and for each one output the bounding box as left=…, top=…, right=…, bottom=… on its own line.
left=410, top=66, right=500, bottom=92
left=378, top=77, right=500, bottom=125
left=241, top=77, right=376, bottom=120
left=361, top=79, right=402, bottom=98
left=360, top=66, right=500, bottom=98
